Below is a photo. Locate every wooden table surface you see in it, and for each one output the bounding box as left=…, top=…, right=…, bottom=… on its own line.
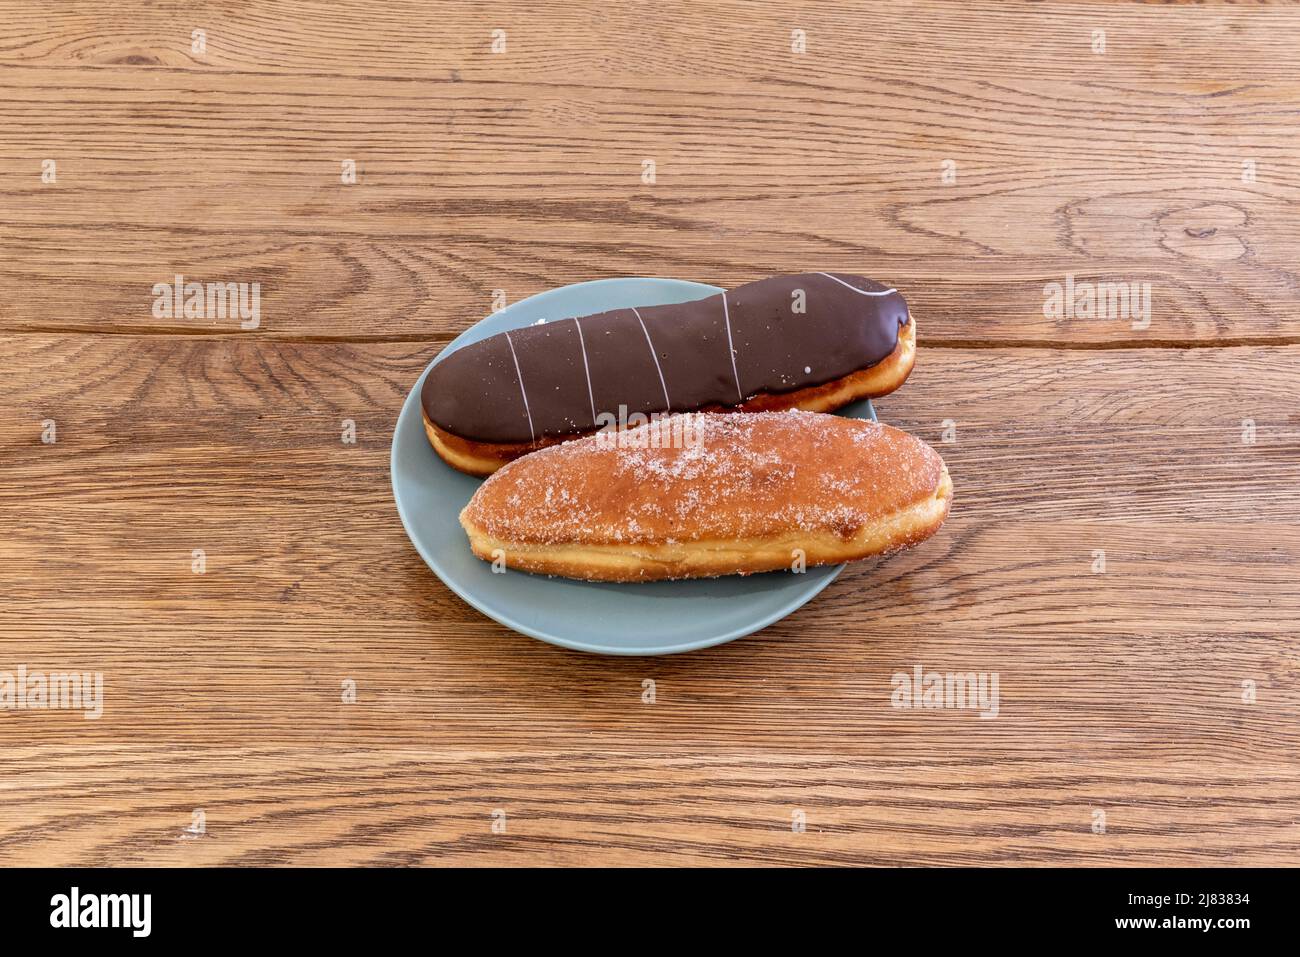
left=2, top=1, right=1298, bottom=866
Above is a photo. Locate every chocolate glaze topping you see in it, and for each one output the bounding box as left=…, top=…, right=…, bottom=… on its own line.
left=421, top=272, right=909, bottom=444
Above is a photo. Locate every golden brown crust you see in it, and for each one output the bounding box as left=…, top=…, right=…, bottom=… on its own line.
left=426, top=316, right=917, bottom=476
left=459, top=410, right=951, bottom=582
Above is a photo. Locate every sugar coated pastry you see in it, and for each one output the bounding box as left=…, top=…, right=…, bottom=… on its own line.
left=422, top=272, right=915, bottom=475
left=459, top=410, right=952, bottom=582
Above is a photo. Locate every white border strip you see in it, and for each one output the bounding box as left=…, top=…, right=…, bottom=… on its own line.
left=631, top=307, right=671, bottom=411
left=503, top=331, right=535, bottom=442
left=720, top=292, right=743, bottom=403
left=573, top=317, right=597, bottom=427
left=817, top=272, right=897, bottom=297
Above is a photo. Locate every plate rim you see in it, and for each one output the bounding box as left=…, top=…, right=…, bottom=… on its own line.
left=389, top=276, right=863, bottom=656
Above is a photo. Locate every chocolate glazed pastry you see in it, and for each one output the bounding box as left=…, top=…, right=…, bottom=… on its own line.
left=421, top=272, right=915, bottom=475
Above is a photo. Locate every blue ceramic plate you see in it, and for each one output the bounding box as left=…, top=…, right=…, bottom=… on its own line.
left=390, top=278, right=876, bottom=655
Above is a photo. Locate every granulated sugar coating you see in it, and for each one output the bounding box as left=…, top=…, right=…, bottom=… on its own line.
left=461, top=411, right=945, bottom=546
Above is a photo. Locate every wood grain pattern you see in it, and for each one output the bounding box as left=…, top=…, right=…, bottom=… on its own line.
left=2, top=748, right=1296, bottom=866
left=2, top=1, right=1298, bottom=342
left=1, top=1, right=1297, bottom=866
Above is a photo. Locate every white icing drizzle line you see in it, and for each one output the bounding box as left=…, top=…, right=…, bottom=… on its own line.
left=816, top=271, right=897, bottom=297
left=720, top=292, right=743, bottom=403
left=503, top=331, right=535, bottom=443
left=631, top=307, right=671, bottom=412
left=573, top=317, right=597, bottom=427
